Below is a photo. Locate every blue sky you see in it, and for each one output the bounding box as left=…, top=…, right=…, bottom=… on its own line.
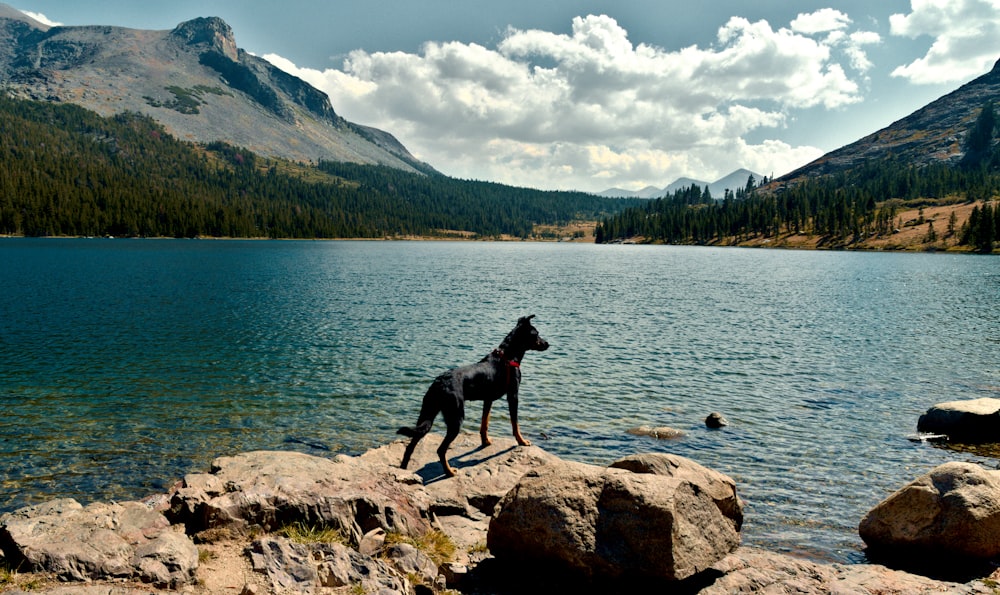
left=13, top=1, right=1000, bottom=192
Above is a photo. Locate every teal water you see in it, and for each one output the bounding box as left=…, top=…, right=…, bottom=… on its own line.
left=1, top=238, right=998, bottom=562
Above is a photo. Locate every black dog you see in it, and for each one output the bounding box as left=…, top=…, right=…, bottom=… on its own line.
left=398, top=315, right=549, bottom=477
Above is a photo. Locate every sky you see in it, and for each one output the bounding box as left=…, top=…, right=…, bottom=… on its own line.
left=12, top=1, right=1000, bottom=192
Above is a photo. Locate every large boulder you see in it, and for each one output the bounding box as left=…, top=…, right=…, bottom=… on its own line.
left=167, top=450, right=433, bottom=545
left=0, top=498, right=198, bottom=587
left=917, top=398, right=1000, bottom=442
left=860, top=462, right=1000, bottom=567
left=487, top=456, right=743, bottom=581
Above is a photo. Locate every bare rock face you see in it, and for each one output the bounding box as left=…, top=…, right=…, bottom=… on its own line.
left=704, top=548, right=993, bottom=594
left=167, top=450, right=432, bottom=545
left=610, top=453, right=743, bottom=531
left=487, top=456, right=743, bottom=581
left=917, top=398, right=1000, bottom=443
left=0, top=498, right=197, bottom=587
left=860, top=462, right=1000, bottom=567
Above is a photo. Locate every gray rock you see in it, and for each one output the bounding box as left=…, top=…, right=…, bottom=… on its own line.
left=133, top=530, right=200, bottom=587
left=917, top=398, right=1000, bottom=442
left=704, top=547, right=994, bottom=594
left=168, top=450, right=432, bottom=544
left=248, top=536, right=318, bottom=593
left=0, top=498, right=197, bottom=586
left=360, top=432, right=560, bottom=516
left=383, top=542, right=438, bottom=585
left=610, top=453, right=743, bottom=530
left=487, top=457, right=742, bottom=581
left=311, top=541, right=409, bottom=594
left=860, top=462, right=1000, bottom=562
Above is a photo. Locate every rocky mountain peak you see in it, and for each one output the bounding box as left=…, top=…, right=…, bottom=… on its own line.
left=170, top=17, right=238, bottom=61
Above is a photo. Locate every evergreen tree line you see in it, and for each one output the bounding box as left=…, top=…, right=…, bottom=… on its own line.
left=0, top=95, right=633, bottom=239
left=595, top=165, right=1000, bottom=251
left=597, top=101, right=1000, bottom=252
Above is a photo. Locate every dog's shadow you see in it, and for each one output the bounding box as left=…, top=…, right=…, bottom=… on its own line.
left=414, top=444, right=517, bottom=484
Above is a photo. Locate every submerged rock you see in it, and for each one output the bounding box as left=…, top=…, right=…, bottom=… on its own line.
left=626, top=425, right=686, bottom=439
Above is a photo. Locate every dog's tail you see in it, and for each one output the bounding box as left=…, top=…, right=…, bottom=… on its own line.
left=397, top=420, right=432, bottom=438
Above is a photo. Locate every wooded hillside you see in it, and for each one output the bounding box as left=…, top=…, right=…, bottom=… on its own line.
left=0, top=96, right=633, bottom=239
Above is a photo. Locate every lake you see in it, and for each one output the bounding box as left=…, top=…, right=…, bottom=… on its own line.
left=1, top=238, right=997, bottom=563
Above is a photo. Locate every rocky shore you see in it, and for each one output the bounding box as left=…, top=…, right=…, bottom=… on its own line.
left=2, top=432, right=998, bottom=594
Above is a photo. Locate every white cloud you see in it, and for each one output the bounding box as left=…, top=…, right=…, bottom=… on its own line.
left=266, top=13, right=869, bottom=191
left=16, top=8, right=61, bottom=27
left=791, top=8, right=852, bottom=34
left=890, top=0, right=1000, bottom=84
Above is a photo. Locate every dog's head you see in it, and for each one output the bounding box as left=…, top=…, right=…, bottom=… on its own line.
left=516, top=315, right=549, bottom=352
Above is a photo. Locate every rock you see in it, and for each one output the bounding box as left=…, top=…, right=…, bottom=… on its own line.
left=362, top=432, right=560, bottom=552
left=248, top=536, right=317, bottom=593
left=133, top=530, right=201, bottom=588
left=626, top=425, right=685, bottom=439
left=168, top=450, right=432, bottom=545
left=358, top=527, right=387, bottom=557
left=705, top=412, right=729, bottom=428
left=361, top=432, right=560, bottom=516
left=702, top=547, right=993, bottom=594
left=609, top=453, right=743, bottom=530
left=383, top=542, right=438, bottom=586
left=0, top=498, right=197, bottom=586
left=487, top=457, right=742, bottom=581
left=859, top=461, right=1000, bottom=569
left=917, top=397, right=1000, bottom=442
left=311, top=541, right=409, bottom=593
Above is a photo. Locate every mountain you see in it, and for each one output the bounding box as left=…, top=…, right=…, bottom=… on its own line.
left=599, top=169, right=760, bottom=199
left=0, top=5, right=432, bottom=174
left=780, top=58, right=1000, bottom=182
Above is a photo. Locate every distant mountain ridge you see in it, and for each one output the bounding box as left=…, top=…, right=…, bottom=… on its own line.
left=0, top=5, right=433, bottom=174
left=598, top=168, right=761, bottom=199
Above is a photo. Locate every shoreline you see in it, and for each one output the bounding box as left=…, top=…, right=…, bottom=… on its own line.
left=2, top=434, right=997, bottom=594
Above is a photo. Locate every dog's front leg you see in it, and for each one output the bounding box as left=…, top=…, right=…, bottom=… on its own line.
left=507, top=388, right=531, bottom=447
left=479, top=400, right=493, bottom=446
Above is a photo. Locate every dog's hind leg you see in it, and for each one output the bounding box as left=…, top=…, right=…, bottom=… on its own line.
left=398, top=386, right=441, bottom=470
left=437, top=398, right=464, bottom=477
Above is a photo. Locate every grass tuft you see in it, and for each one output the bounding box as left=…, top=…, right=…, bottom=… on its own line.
left=384, top=529, right=456, bottom=566
left=277, top=522, right=348, bottom=545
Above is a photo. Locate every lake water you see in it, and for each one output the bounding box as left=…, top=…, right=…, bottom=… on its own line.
left=1, top=238, right=998, bottom=563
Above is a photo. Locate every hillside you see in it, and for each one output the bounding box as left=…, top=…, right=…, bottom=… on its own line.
left=0, top=5, right=432, bottom=174
left=596, top=59, right=1000, bottom=252
left=781, top=59, right=1000, bottom=181
left=0, top=95, right=632, bottom=239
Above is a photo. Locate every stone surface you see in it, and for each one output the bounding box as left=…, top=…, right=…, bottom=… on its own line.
left=609, top=453, right=743, bottom=530
left=626, top=425, right=685, bottom=439
left=917, top=398, right=1000, bottom=443
left=703, top=547, right=994, bottom=594
left=487, top=457, right=742, bottom=581
left=168, top=450, right=432, bottom=545
left=0, top=498, right=197, bottom=587
left=860, top=461, right=1000, bottom=562
left=7, top=435, right=1000, bottom=594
